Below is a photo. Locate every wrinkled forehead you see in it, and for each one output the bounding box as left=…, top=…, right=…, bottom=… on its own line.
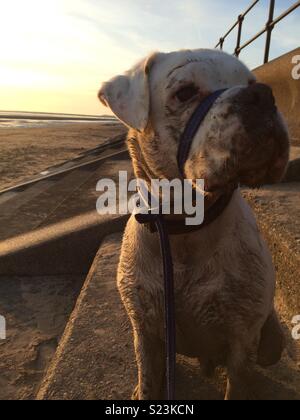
left=150, top=49, right=255, bottom=91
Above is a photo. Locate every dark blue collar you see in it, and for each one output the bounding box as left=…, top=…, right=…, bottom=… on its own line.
left=177, top=89, right=228, bottom=176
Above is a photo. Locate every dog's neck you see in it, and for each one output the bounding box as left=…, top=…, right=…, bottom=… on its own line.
left=141, top=190, right=237, bottom=236
left=127, top=131, right=238, bottom=235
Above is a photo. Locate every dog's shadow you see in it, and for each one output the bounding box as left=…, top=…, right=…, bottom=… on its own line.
left=175, top=356, right=224, bottom=400
left=175, top=354, right=300, bottom=400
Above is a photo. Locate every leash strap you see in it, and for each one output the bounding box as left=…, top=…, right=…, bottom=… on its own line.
left=135, top=212, right=176, bottom=400
left=177, top=89, right=228, bottom=176
left=135, top=89, right=228, bottom=400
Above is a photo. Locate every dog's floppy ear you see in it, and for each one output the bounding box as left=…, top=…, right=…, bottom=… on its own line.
left=98, top=55, right=157, bottom=131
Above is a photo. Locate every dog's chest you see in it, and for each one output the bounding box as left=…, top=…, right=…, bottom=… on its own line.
left=172, top=267, right=230, bottom=360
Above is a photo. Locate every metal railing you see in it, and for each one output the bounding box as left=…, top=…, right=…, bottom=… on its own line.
left=215, top=0, right=300, bottom=64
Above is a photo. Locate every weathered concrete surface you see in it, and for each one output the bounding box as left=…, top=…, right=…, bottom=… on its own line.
left=283, top=147, right=300, bottom=183
left=290, top=147, right=300, bottom=161
left=0, top=154, right=132, bottom=276
left=245, top=151, right=300, bottom=344
left=36, top=233, right=137, bottom=400
left=0, top=212, right=129, bottom=276
left=284, top=159, right=300, bottom=183
left=244, top=183, right=300, bottom=320
left=0, top=151, right=130, bottom=241
left=0, top=274, right=84, bottom=400
left=254, top=48, right=300, bottom=147
left=244, top=182, right=300, bottom=367
left=37, top=232, right=300, bottom=400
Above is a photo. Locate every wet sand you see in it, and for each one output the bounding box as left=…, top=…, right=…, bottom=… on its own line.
left=0, top=275, right=84, bottom=400
left=0, top=123, right=127, bottom=191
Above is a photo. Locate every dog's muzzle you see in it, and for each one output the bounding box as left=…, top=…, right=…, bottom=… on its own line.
left=177, top=89, right=228, bottom=176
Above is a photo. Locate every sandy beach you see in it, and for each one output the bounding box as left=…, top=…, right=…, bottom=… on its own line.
left=0, top=122, right=127, bottom=191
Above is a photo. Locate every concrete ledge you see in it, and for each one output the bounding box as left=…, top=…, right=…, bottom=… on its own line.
left=0, top=213, right=129, bottom=276
left=254, top=48, right=300, bottom=147
left=282, top=148, right=300, bottom=182
left=244, top=184, right=300, bottom=319
left=284, top=159, right=300, bottom=183
left=37, top=233, right=137, bottom=400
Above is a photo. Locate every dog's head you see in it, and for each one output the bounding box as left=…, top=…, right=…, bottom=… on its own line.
left=99, top=49, right=290, bottom=190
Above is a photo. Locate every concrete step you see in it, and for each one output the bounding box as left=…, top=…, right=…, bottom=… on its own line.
left=37, top=142, right=127, bottom=175
left=254, top=48, right=300, bottom=148
left=0, top=210, right=129, bottom=277
left=37, top=232, right=300, bottom=400
left=0, top=191, right=19, bottom=206
left=0, top=150, right=130, bottom=241
left=39, top=157, right=132, bottom=228
left=0, top=134, right=127, bottom=195
left=290, top=147, right=300, bottom=161
left=36, top=233, right=136, bottom=400
left=244, top=182, right=300, bottom=373
left=0, top=180, right=56, bottom=215
left=283, top=147, right=300, bottom=183
left=244, top=183, right=300, bottom=319
left=0, top=171, right=90, bottom=240
left=0, top=148, right=133, bottom=276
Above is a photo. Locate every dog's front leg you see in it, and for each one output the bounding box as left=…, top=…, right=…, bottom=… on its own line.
left=132, top=327, right=166, bottom=400
left=118, top=275, right=166, bottom=400
left=225, top=345, right=257, bottom=400
left=118, top=220, right=166, bottom=400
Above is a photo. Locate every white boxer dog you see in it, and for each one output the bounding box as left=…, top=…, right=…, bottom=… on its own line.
left=99, top=49, right=289, bottom=400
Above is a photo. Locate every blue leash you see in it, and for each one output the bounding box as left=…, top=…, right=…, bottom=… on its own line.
left=135, top=89, right=227, bottom=400
left=135, top=212, right=175, bottom=400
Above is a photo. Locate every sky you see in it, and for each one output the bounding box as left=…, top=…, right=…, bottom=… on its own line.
left=0, top=0, right=299, bottom=115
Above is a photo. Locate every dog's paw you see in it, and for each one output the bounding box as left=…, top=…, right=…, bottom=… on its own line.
left=225, top=381, right=258, bottom=401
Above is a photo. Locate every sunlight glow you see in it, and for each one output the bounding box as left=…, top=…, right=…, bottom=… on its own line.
left=0, top=0, right=299, bottom=115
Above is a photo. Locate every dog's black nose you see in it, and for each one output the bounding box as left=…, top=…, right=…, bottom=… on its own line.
left=239, top=83, right=276, bottom=113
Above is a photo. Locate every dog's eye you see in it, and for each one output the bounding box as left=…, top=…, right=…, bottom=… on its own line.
left=175, top=85, right=198, bottom=103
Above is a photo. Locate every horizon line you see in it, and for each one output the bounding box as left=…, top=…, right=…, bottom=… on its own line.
left=0, top=110, right=115, bottom=119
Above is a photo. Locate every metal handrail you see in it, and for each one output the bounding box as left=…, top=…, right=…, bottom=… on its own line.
left=215, top=0, right=300, bottom=64
left=215, top=0, right=260, bottom=50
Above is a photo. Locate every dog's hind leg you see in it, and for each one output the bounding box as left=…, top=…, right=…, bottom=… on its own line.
left=257, top=309, right=285, bottom=367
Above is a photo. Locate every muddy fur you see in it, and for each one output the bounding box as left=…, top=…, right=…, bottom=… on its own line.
left=99, top=49, right=289, bottom=400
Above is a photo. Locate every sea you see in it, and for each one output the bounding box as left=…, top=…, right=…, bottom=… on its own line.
left=0, top=111, right=119, bottom=128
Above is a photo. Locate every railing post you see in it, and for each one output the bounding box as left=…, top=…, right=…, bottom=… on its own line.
left=264, top=0, right=276, bottom=64
left=235, top=14, right=244, bottom=57
left=219, top=38, right=224, bottom=50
